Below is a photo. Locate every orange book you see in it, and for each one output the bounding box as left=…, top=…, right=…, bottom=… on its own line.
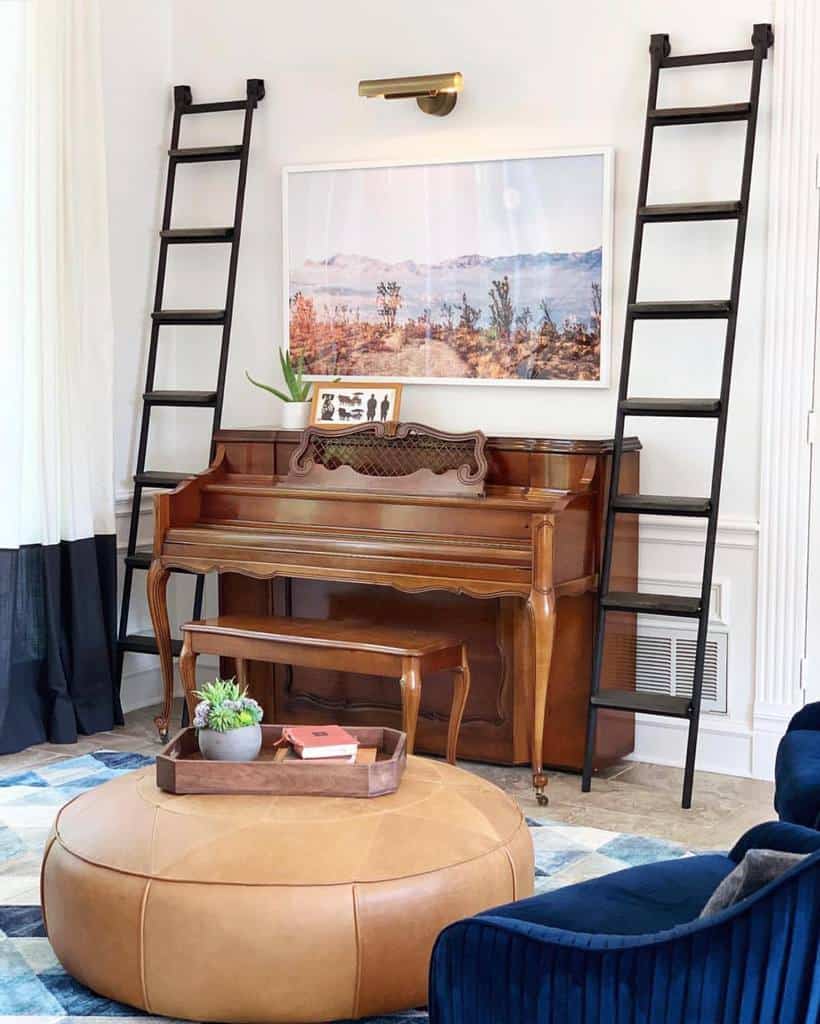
left=282, top=725, right=359, bottom=760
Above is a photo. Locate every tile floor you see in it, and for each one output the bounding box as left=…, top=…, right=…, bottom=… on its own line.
left=2, top=700, right=775, bottom=851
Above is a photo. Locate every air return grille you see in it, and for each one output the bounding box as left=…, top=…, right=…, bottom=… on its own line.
left=619, top=627, right=727, bottom=714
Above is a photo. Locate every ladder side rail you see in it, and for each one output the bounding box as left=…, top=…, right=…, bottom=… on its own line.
left=198, top=83, right=263, bottom=632
left=682, top=25, right=772, bottom=807
left=117, top=87, right=189, bottom=665
left=133, top=87, right=189, bottom=498
left=212, top=80, right=263, bottom=441
left=599, top=33, right=668, bottom=596
left=581, top=33, right=669, bottom=793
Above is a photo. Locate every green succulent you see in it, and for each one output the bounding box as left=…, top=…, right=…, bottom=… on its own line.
left=192, top=677, right=263, bottom=733
left=195, top=678, right=242, bottom=705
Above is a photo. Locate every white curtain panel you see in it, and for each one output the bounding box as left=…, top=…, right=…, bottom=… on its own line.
left=0, top=0, right=114, bottom=549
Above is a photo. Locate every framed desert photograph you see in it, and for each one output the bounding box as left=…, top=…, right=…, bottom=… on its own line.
left=283, top=148, right=612, bottom=387
left=310, top=381, right=402, bottom=428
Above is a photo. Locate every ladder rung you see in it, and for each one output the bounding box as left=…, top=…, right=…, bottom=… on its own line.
left=613, top=495, right=712, bottom=517
left=168, top=145, right=243, bottom=163
left=638, top=201, right=742, bottom=223
left=161, top=227, right=235, bottom=243
left=602, top=591, right=702, bottom=617
left=628, top=300, right=732, bottom=319
left=134, top=471, right=191, bottom=489
left=124, top=551, right=152, bottom=570
left=143, top=390, right=218, bottom=407
left=648, top=102, right=751, bottom=126
left=183, top=100, right=248, bottom=114
left=590, top=690, right=692, bottom=718
left=125, top=549, right=196, bottom=572
left=151, top=309, right=226, bottom=325
left=661, top=49, right=755, bottom=69
left=120, top=634, right=183, bottom=657
left=620, top=398, right=722, bottom=418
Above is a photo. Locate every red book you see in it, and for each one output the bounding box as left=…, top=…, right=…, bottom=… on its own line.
left=283, top=725, right=359, bottom=760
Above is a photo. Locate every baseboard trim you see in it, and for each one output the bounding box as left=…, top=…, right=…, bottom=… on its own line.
left=750, top=702, right=801, bottom=781
left=120, top=656, right=219, bottom=714
left=629, top=714, right=756, bottom=779
left=120, top=666, right=167, bottom=715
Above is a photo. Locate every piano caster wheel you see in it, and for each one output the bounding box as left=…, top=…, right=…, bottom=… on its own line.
left=154, top=716, right=169, bottom=745
left=533, top=772, right=549, bottom=807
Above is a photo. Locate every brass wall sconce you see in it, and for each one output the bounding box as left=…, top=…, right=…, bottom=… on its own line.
left=358, top=72, right=463, bottom=117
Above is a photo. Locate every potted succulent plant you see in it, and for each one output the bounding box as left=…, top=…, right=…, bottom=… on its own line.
left=246, top=347, right=312, bottom=429
left=192, top=678, right=264, bottom=762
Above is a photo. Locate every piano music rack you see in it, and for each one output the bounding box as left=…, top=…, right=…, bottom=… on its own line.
left=285, top=422, right=488, bottom=496
left=115, top=80, right=265, bottom=693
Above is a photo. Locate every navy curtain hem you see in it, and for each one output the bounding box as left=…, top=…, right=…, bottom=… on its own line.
left=0, top=535, right=122, bottom=754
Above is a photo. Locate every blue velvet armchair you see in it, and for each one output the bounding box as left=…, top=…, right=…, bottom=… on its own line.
left=775, top=701, right=820, bottom=828
left=429, top=821, right=820, bottom=1024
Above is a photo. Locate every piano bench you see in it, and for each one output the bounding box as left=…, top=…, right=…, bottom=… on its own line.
left=178, top=615, right=472, bottom=763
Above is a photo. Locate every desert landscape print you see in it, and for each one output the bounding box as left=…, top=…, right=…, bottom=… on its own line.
left=285, top=152, right=609, bottom=384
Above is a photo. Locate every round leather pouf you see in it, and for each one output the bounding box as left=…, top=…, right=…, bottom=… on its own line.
left=42, top=756, right=533, bottom=1023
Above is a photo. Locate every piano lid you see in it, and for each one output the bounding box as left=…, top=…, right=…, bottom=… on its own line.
left=215, top=427, right=642, bottom=457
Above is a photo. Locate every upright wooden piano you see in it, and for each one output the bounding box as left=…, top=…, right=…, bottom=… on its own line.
left=148, top=427, right=640, bottom=803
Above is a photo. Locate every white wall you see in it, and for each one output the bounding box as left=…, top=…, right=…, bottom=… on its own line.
left=105, top=0, right=777, bottom=771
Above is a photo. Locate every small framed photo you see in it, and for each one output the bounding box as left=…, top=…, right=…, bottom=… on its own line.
left=310, top=381, right=403, bottom=428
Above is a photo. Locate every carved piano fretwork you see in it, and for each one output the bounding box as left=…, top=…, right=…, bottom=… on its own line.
left=286, top=421, right=488, bottom=496
left=147, top=428, right=641, bottom=803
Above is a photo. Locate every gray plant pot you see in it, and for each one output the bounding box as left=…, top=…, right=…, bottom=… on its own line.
left=198, top=724, right=262, bottom=762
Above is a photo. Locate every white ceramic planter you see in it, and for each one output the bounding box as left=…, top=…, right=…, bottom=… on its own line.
left=198, top=724, right=262, bottom=762
left=279, top=401, right=311, bottom=430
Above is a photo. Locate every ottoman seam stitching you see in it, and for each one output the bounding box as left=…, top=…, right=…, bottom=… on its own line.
left=48, top=814, right=529, bottom=885
left=139, top=803, right=160, bottom=1013
left=139, top=877, right=153, bottom=1014
left=502, top=843, right=517, bottom=901
left=352, top=883, right=362, bottom=1019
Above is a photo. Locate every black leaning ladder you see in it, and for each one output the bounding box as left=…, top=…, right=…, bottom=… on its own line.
left=581, top=26, right=773, bottom=809
left=115, top=79, right=265, bottom=693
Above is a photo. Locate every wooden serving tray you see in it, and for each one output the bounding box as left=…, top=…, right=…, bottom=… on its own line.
left=155, top=725, right=406, bottom=797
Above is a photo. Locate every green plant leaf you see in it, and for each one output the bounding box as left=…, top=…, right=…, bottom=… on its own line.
left=293, top=354, right=312, bottom=400
left=279, top=347, right=299, bottom=398
left=245, top=370, right=294, bottom=404
left=277, top=347, right=313, bottom=401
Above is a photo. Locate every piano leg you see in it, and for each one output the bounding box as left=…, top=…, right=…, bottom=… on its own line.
left=179, top=632, right=198, bottom=723
left=445, top=645, right=471, bottom=765
left=147, top=560, right=173, bottom=743
left=529, top=514, right=557, bottom=807
left=399, top=656, right=422, bottom=756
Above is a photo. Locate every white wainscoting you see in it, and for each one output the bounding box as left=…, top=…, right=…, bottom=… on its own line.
left=629, top=516, right=765, bottom=778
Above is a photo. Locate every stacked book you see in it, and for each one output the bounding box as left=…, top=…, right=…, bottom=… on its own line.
left=275, top=725, right=376, bottom=765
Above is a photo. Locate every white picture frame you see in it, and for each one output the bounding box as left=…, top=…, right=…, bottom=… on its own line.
left=282, top=147, right=614, bottom=388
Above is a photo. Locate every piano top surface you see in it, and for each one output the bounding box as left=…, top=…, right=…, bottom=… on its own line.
left=213, top=428, right=642, bottom=456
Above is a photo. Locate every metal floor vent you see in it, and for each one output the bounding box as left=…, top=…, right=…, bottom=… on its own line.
left=610, top=627, right=728, bottom=715
left=631, top=627, right=728, bottom=715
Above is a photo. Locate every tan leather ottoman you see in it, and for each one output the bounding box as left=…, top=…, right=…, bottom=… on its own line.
left=41, top=755, right=533, bottom=1023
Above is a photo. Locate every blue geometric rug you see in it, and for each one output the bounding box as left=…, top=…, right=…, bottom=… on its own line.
left=0, top=751, right=691, bottom=1023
